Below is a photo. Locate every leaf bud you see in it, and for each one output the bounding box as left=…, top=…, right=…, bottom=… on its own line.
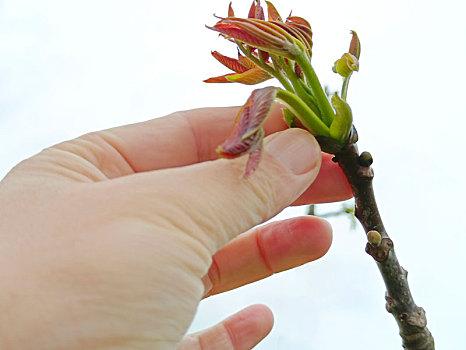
left=358, top=151, right=373, bottom=167
left=367, top=230, right=382, bottom=247
left=332, top=53, right=359, bottom=78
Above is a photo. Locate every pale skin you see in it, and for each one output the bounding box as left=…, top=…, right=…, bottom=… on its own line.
left=0, top=105, right=352, bottom=350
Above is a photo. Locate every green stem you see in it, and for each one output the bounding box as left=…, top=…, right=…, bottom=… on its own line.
left=341, top=75, right=351, bottom=101
left=297, top=81, right=321, bottom=113
left=276, top=89, right=330, bottom=136
left=273, top=56, right=321, bottom=115
left=268, top=55, right=295, bottom=92
left=295, top=53, right=335, bottom=126
left=236, top=42, right=293, bottom=92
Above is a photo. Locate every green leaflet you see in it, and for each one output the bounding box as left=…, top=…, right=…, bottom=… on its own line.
left=283, top=108, right=297, bottom=127
left=330, top=93, right=353, bottom=144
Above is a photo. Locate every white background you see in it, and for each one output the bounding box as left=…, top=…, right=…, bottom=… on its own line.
left=1, top=0, right=465, bottom=348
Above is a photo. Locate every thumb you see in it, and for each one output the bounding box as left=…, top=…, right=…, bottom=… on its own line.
left=122, top=128, right=321, bottom=253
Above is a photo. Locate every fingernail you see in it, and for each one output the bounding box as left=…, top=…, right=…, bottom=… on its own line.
left=265, top=129, right=321, bottom=175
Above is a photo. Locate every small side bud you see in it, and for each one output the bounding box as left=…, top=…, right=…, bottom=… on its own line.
left=359, top=151, right=373, bottom=166
left=367, top=230, right=382, bottom=247
left=332, top=53, right=359, bottom=78
left=332, top=31, right=361, bottom=78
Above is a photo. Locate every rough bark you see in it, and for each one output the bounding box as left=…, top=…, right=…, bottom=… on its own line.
left=334, top=143, right=435, bottom=350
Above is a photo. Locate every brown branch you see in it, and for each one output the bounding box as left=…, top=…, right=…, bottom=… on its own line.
left=334, top=143, right=435, bottom=350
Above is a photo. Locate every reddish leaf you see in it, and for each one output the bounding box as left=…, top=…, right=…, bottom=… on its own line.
left=286, top=16, right=311, bottom=28
left=204, top=73, right=236, bottom=83
left=225, top=19, right=288, bottom=48
left=248, top=0, right=257, bottom=18
left=205, top=50, right=270, bottom=85
left=248, top=0, right=265, bottom=20
left=275, top=21, right=307, bottom=43
left=228, top=2, right=235, bottom=17
left=245, top=147, right=262, bottom=177
left=349, top=30, right=361, bottom=59
left=286, top=17, right=313, bottom=41
left=217, top=87, right=278, bottom=176
left=211, top=51, right=249, bottom=73
left=209, top=22, right=269, bottom=48
left=265, top=1, right=282, bottom=21
left=265, top=17, right=312, bottom=55
left=209, top=16, right=302, bottom=57
left=205, top=67, right=271, bottom=85
left=238, top=53, right=256, bottom=69
left=225, top=66, right=271, bottom=84
left=255, top=3, right=265, bottom=20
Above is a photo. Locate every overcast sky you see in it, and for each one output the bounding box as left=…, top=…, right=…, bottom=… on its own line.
left=1, top=0, right=465, bottom=348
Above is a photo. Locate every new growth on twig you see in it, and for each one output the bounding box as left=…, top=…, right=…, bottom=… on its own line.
left=204, top=1, right=434, bottom=348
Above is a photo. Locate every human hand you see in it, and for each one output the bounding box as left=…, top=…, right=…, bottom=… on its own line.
left=0, top=105, right=351, bottom=350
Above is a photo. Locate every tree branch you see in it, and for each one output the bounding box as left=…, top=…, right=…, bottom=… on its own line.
left=334, top=143, right=435, bottom=350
